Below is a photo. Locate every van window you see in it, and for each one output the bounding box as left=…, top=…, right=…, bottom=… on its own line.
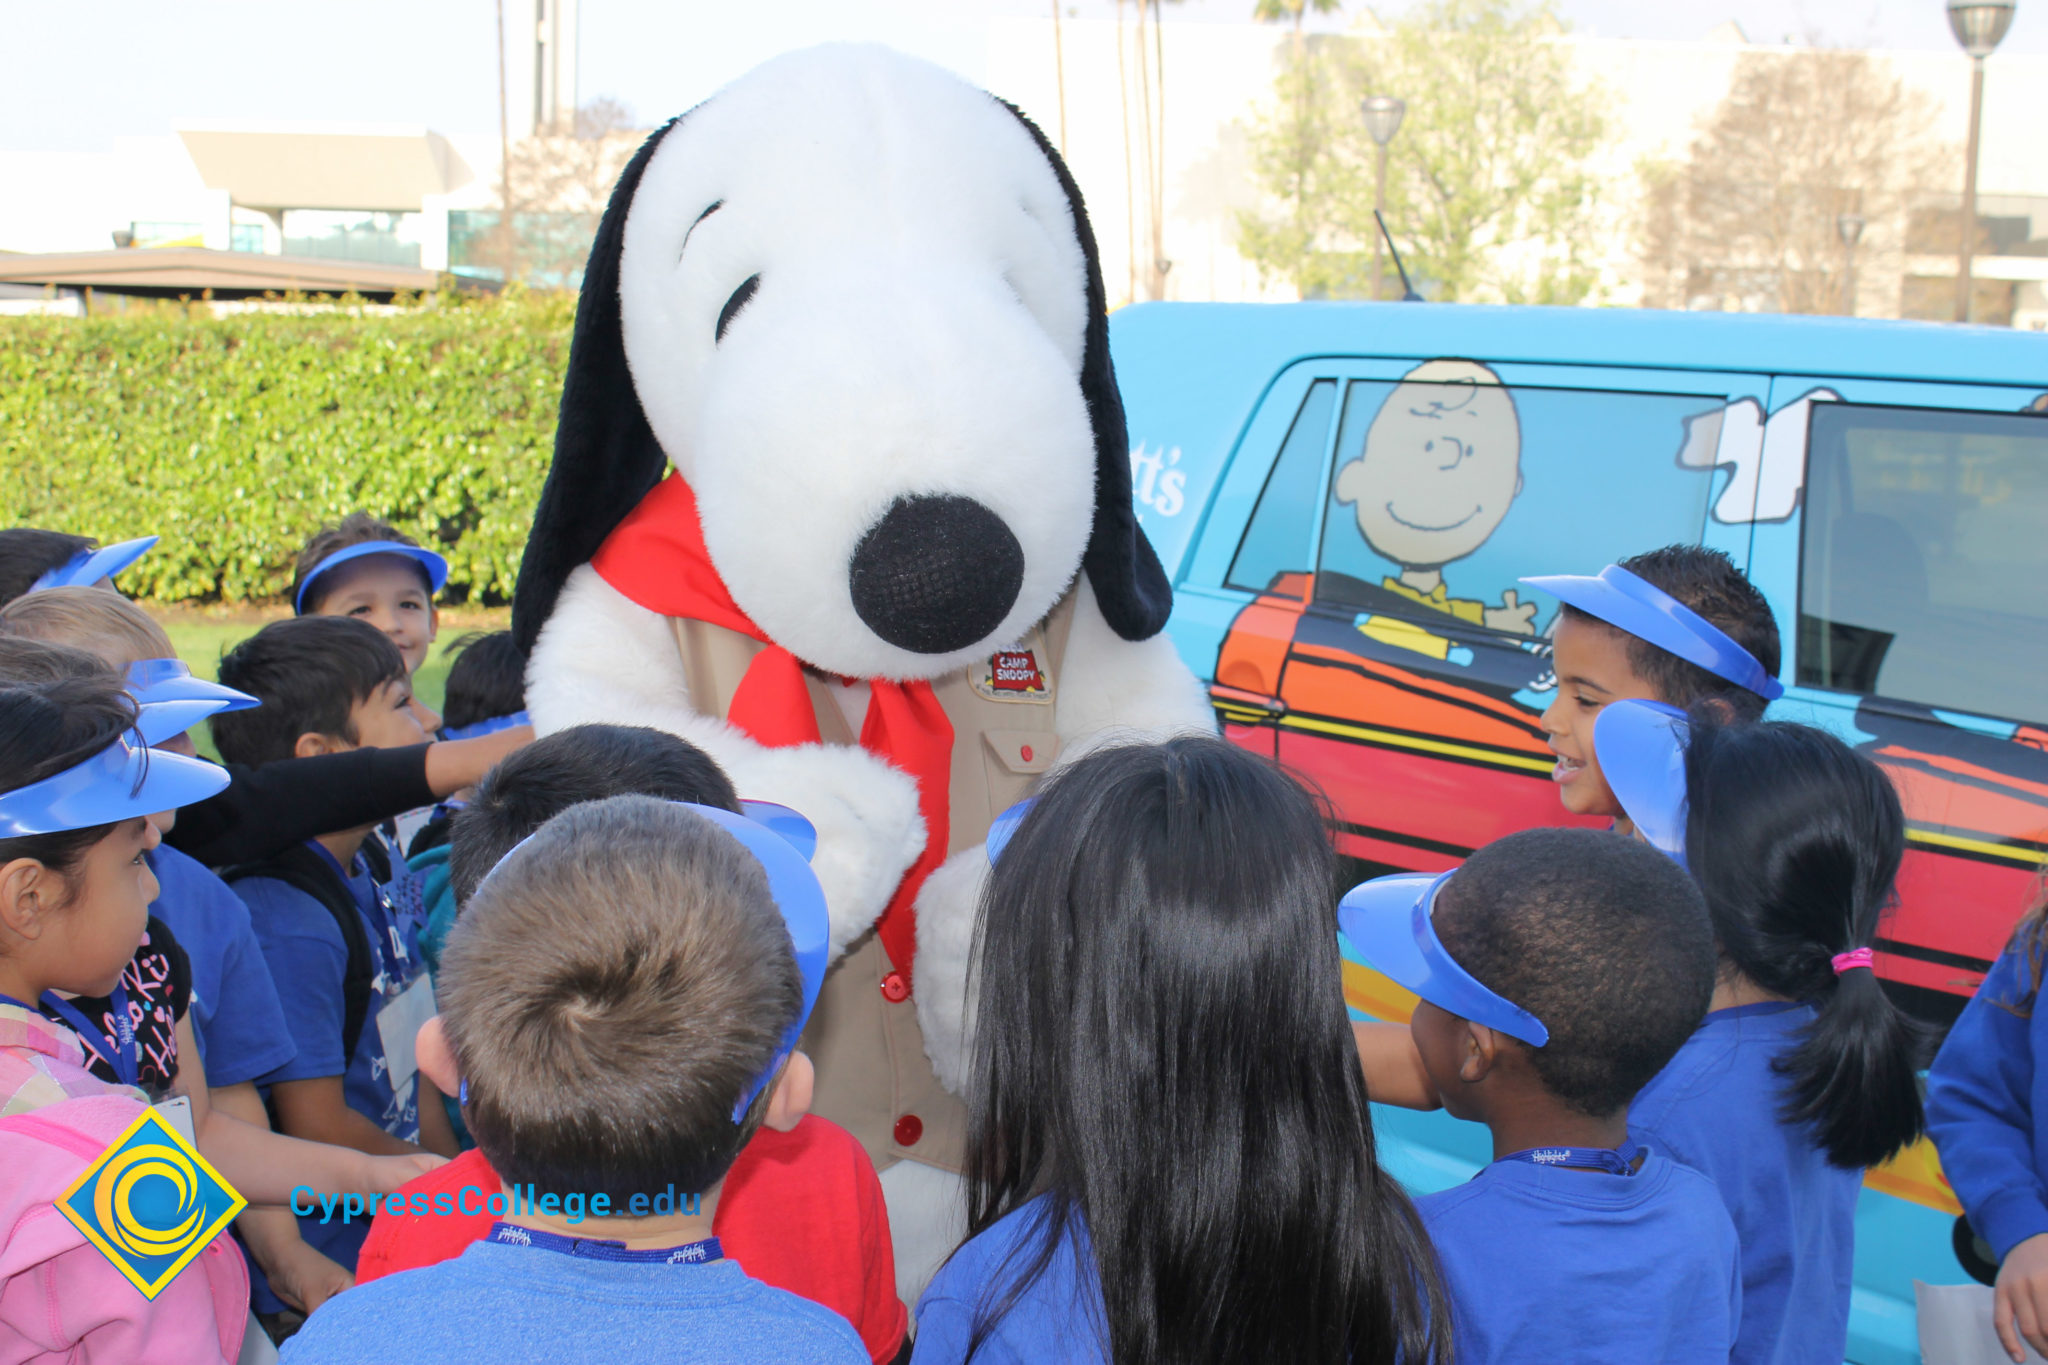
left=1226, top=379, right=1337, bottom=597
left=1798, top=402, right=2048, bottom=722
left=1310, top=371, right=1724, bottom=641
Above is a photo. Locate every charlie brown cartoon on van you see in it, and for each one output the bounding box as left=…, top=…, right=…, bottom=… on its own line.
left=1330, top=358, right=1534, bottom=661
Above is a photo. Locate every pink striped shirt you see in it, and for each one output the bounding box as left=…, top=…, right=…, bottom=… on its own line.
left=0, top=1001, right=146, bottom=1118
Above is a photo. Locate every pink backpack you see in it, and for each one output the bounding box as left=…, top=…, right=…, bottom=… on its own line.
left=0, top=1095, right=247, bottom=1364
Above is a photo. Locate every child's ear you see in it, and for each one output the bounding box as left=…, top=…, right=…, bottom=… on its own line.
left=1698, top=695, right=1736, bottom=723
left=1460, top=1021, right=1501, bottom=1085
left=0, top=858, right=55, bottom=945
left=293, top=730, right=348, bottom=759
left=415, top=1015, right=462, bottom=1097
left=426, top=603, right=440, bottom=643
left=761, top=1050, right=814, bottom=1133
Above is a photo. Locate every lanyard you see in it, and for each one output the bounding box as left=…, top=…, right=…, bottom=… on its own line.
left=304, top=840, right=410, bottom=983
left=487, top=1222, right=723, bottom=1266
left=33, top=986, right=141, bottom=1089
left=1499, top=1140, right=1643, bottom=1177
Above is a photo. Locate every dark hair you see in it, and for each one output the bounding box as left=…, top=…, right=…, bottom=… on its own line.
left=0, top=636, right=116, bottom=686
left=960, top=736, right=1448, bottom=1365
left=211, top=616, right=409, bottom=767
left=1682, top=718, right=1927, bottom=1168
left=1562, top=545, right=1781, bottom=720
left=441, top=796, right=799, bottom=1202
left=292, top=512, right=430, bottom=613
left=0, top=675, right=143, bottom=892
left=0, top=529, right=96, bottom=607
left=449, top=724, right=741, bottom=908
left=1434, top=827, right=1717, bottom=1118
left=440, top=631, right=527, bottom=732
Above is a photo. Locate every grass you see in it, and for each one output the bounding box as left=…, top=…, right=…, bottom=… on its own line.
left=145, top=604, right=513, bottom=758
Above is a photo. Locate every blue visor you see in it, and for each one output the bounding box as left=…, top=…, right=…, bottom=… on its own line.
left=29, top=536, right=159, bottom=593
left=439, top=710, right=529, bottom=742
left=126, top=658, right=260, bottom=712
left=294, top=540, right=449, bottom=613
left=135, top=697, right=234, bottom=748
left=985, top=798, right=1034, bottom=866
left=738, top=800, right=819, bottom=863
left=1338, top=871, right=1550, bottom=1047
left=1594, top=699, right=1691, bottom=866
left=1520, top=564, right=1783, bottom=702
left=675, top=802, right=830, bottom=1122
left=0, top=731, right=230, bottom=837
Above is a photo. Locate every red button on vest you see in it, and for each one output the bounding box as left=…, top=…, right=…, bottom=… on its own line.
left=1020, top=744, right=1034, bottom=762
left=894, top=1114, right=924, bottom=1147
left=880, top=971, right=910, bottom=1003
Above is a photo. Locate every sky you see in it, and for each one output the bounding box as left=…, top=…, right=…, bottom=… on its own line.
left=1, top=0, right=2037, bottom=152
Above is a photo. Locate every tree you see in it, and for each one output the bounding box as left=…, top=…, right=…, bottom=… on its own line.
left=1237, top=0, right=1610, bottom=304
left=1117, top=0, right=1185, bottom=303
left=1637, top=50, right=1949, bottom=316
left=479, top=99, right=645, bottom=288
left=1253, top=0, right=1344, bottom=39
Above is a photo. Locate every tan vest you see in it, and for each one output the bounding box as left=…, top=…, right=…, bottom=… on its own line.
left=666, top=590, right=1078, bottom=1173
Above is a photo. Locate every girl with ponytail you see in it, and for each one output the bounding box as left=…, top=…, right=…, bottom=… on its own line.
left=1594, top=705, right=1927, bottom=1365
left=1928, top=871, right=2048, bottom=1362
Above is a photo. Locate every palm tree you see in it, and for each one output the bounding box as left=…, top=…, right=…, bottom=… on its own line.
left=1253, top=0, right=1345, bottom=44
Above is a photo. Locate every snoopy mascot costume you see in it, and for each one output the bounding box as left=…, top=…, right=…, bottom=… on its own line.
left=511, top=44, right=1213, bottom=1297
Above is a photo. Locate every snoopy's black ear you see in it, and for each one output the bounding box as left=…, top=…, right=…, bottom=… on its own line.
left=997, top=100, right=1173, bottom=643
left=511, top=117, right=683, bottom=656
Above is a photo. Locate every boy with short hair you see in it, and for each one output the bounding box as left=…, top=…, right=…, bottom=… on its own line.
left=357, top=724, right=908, bottom=1364
left=280, top=796, right=868, bottom=1365
left=1341, top=828, right=1739, bottom=1364
left=213, top=616, right=460, bottom=1283
left=292, top=512, right=446, bottom=675
left=1523, top=543, right=1782, bottom=824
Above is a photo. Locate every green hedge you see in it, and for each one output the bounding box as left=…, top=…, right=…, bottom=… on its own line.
left=0, top=289, right=577, bottom=603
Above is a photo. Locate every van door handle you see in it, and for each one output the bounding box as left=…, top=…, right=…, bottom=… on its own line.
left=1210, top=683, right=1288, bottom=718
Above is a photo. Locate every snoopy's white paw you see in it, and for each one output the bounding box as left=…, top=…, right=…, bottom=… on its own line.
left=912, top=848, right=987, bottom=1095
left=748, top=744, right=926, bottom=960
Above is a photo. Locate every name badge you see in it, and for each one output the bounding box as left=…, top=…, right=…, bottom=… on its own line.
left=154, top=1095, right=197, bottom=1148
left=377, top=974, right=437, bottom=1097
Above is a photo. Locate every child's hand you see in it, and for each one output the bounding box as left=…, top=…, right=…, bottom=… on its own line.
left=358, top=1151, right=449, bottom=1195
left=1995, top=1232, right=2048, bottom=1361
left=263, top=1238, right=355, bottom=1316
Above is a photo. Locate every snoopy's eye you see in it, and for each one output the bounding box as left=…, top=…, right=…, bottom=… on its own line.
left=716, top=275, right=760, bottom=342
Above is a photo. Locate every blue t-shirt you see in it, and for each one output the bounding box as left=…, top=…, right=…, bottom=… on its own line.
left=1630, top=1002, right=1860, bottom=1365
left=1417, top=1149, right=1740, bottom=1365
left=1928, top=945, right=2048, bottom=1260
left=146, top=845, right=295, bottom=1088
left=277, top=1239, right=867, bottom=1364
left=913, top=1196, right=1107, bottom=1364
left=238, top=844, right=431, bottom=1272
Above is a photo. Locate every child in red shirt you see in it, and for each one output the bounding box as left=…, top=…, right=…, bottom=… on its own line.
left=352, top=725, right=907, bottom=1363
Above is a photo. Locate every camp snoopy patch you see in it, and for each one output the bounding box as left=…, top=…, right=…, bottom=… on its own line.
left=971, top=635, right=1053, bottom=704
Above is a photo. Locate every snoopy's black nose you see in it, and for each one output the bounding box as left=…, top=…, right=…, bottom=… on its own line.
left=848, top=495, right=1024, bottom=654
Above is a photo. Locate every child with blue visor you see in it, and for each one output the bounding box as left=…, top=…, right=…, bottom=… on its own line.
left=292, top=514, right=449, bottom=678
left=0, top=527, right=158, bottom=604
left=1339, top=828, right=1737, bottom=1365
left=1596, top=699, right=1929, bottom=1365
left=0, top=671, right=435, bottom=1212
left=280, top=795, right=866, bottom=1365
left=1520, top=544, right=1780, bottom=830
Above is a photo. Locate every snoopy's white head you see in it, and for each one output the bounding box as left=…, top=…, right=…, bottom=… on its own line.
left=516, top=44, right=1170, bottom=681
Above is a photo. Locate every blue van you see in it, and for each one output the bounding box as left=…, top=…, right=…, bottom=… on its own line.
left=1113, top=302, right=2048, bottom=1364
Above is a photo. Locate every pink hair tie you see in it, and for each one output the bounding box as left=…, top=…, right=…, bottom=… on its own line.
left=1831, top=947, right=1876, bottom=976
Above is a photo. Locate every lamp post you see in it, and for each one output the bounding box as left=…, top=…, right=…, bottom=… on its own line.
left=1837, top=212, right=1866, bottom=316
left=1948, top=0, right=2016, bottom=323
left=1361, top=95, right=1406, bottom=301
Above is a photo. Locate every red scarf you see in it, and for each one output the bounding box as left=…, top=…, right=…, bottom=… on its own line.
left=590, top=474, right=950, bottom=987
